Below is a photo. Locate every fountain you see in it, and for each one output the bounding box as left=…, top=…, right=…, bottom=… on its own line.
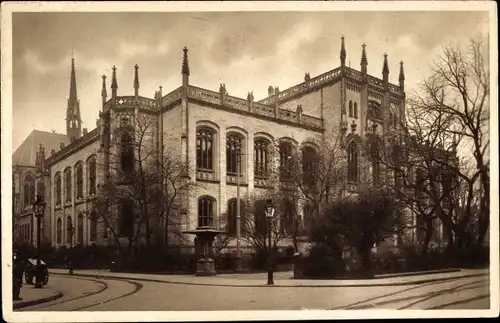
left=184, top=226, right=225, bottom=276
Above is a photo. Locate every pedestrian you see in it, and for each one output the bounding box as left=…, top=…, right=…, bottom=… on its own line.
left=65, top=249, right=74, bottom=275
left=13, top=252, right=24, bottom=301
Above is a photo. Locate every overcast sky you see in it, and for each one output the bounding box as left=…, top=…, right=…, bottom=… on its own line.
left=12, top=11, right=489, bottom=151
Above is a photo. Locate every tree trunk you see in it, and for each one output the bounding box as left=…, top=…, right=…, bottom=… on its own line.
left=421, top=217, right=433, bottom=256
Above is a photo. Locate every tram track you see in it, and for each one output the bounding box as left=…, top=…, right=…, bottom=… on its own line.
left=22, top=274, right=143, bottom=311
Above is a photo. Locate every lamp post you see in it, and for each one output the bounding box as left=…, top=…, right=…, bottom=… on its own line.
left=235, top=147, right=242, bottom=272
left=264, top=199, right=275, bottom=285
left=32, top=194, right=46, bottom=289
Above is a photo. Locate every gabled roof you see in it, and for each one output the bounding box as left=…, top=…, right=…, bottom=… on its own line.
left=13, top=130, right=69, bottom=166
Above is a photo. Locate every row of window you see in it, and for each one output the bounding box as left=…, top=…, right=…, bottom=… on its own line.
left=200, top=196, right=310, bottom=236
left=348, top=101, right=358, bottom=119
left=54, top=156, right=97, bottom=206
left=196, top=128, right=319, bottom=182
left=55, top=212, right=97, bottom=245
left=347, top=140, right=383, bottom=185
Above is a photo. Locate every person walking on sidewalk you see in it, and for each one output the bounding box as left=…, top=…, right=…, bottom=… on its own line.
left=13, top=252, right=25, bottom=301
left=65, top=248, right=74, bottom=275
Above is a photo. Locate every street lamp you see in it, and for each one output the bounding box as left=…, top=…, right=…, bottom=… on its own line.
left=235, top=147, right=242, bottom=272
left=265, top=199, right=275, bottom=285
left=33, top=194, right=46, bottom=288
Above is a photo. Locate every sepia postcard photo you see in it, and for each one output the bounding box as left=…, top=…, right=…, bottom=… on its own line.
left=1, top=1, right=498, bottom=322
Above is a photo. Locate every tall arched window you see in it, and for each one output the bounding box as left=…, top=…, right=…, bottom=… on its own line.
left=302, top=146, right=318, bottom=187
left=227, top=198, right=246, bottom=236
left=37, top=179, right=44, bottom=197
left=226, top=133, right=243, bottom=175
left=119, top=199, right=135, bottom=238
left=87, top=156, right=97, bottom=195
left=254, top=199, right=267, bottom=236
left=77, top=213, right=84, bottom=245
left=121, top=128, right=135, bottom=174
left=196, top=128, right=215, bottom=171
left=353, top=102, right=358, bottom=118
left=64, top=167, right=72, bottom=203
left=371, top=141, right=381, bottom=186
left=279, top=141, right=294, bottom=181
left=348, top=101, right=353, bottom=117
left=66, top=216, right=73, bottom=244
left=90, top=210, right=97, bottom=241
left=23, top=173, right=35, bottom=207
left=198, top=196, right=215, bottom=227
left=55, top=172, right=62, bottom=205
left=303, top=204, right=314, bottom=230
left=75, top=162, right=83, bottom=198
left=347, top=141, right=359, bottom=183
left=254, top=138, right=270, bottom=178
left=280, top=199, right=295, bottom=236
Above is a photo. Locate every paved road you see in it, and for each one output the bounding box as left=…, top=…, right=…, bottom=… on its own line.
left=18, top=273, right=490, bottom=311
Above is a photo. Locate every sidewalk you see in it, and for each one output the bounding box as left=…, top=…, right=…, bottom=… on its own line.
left=13, top=285, right=63, bottom=310
left=49, top=268, right=489, bottom=288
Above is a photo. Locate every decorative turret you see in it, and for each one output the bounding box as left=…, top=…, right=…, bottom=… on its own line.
left=382, top=53, right=389, bottom=87
left=101, top=74, right=107, bottom=106
left=268, top=86, right=274, bottom=96
left=66, top=54, right=82, bottom=142
left=399, top=60, right=405, bottom=91
left=182, top=47, right=190, bottom=87
left=340, top=36, right=347, bottom=67
left=111, top=65, right=118, bottom=100
left=134, top=64, right=140, bottom=97
left=361, top=43, right=368, bottom=74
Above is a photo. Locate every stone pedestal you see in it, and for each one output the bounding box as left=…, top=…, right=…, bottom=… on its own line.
left=195, top=258, right=216, bottom=276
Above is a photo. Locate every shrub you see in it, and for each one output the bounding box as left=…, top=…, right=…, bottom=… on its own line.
left=302, top=243, right=344, bottom=278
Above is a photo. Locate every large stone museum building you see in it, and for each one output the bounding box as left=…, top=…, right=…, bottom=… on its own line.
left=13, top=37, right=409, bottom=251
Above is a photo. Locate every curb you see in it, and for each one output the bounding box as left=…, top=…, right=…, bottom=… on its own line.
left=13, top=291, right=63, bottom=310
left=51, top=271, right=489, bottom=288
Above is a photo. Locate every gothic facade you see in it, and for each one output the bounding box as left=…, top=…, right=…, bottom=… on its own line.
left=13, top=37, right=413, bottom=250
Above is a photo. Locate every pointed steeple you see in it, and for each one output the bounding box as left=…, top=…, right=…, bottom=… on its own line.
left=69, top=54, right=77, bottom=102
left=182, top=47, right=190, bottom=76
left=66, top=54, right=81, bottom=141
left=340, top=36, right=346, bottom=67
left=361, top=43, right=368, bottom=74
left=134, top=64, right=139, bottom=97
left=399, top=60, right=405, bottom=90
left=101, top=74, right=107, bottom=105
left=111, top=65, right=118, bottom=91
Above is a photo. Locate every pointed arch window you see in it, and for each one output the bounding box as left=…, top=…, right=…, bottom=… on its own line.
left=23, top=174, right=35, bottom=207
left=280, top=199, right=295, bottom=236
left=121, top=127, right=135, bottom=174
left=55, top=172, right=62, bottom=205
left=75, top=162, right=83, bottom=198
left=302, top=146, right=318, bottom=188
left=196, top=128, right=215, bottom=171
left=348, top=101, right=353, bottom=117
left=347, top=141, right=359, bottom=183
left=227, top=198, right=245, bottom=236
left=90, top=210, right=97, bottom=241
left=254, top=138, right=270, bottom=178
left=77, top=213, right=84, bottom=245
left=371, top=141, right=381, bottom=186
left=66, top=216, right=73, bottom=244
left=254, top=199, right=267, bottom=236
left=64, top=167, right=72, bottom=203
left=226, top=133, right=243, bottom=175
left=88, top=156, right=97, bottom=195
left=37, top=179, right=44, bottom=197
left=56, top=218, right=62, bottom=244
left=198, top=196, right=215, bottom=228
left=120, top=199, right=135, bottom=238
left=353, top=102, right=358, bottom=119
left=279, top=141, right=294, bottom=181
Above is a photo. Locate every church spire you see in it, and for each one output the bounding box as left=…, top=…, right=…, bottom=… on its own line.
left=340, top=36, right=346, bottom=67
left=182, top=47, right=190, bottom=76
left=361, top=43, right=368, bottom=74
left=382, top=53, right=389, bottom=86
left=399, top=60, right=405, bottom=90
left=66, top=53, right=81, bottom=142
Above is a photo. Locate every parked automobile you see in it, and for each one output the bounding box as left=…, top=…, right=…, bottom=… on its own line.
left=25, top=258, right=49, bottom=285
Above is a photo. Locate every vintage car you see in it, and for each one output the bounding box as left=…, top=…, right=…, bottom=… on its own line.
left=25, top=258, right=49, bottom=285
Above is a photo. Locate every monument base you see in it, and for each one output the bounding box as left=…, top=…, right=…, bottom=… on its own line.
left=195, top=258, right=216, bottom=276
